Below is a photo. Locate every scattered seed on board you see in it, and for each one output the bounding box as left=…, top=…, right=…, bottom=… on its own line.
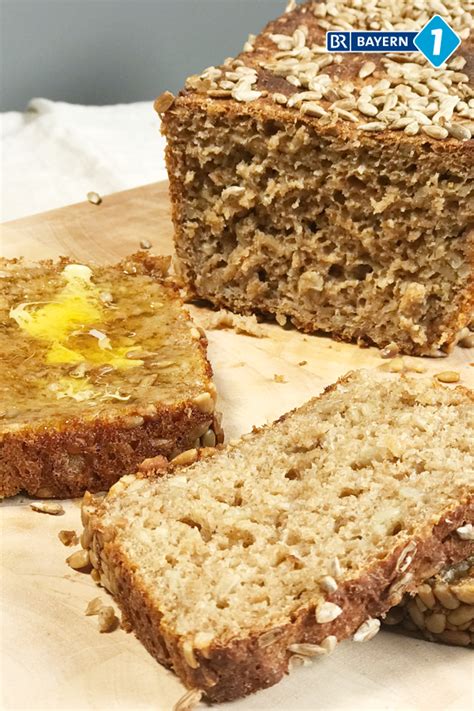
left=140, top=239, right=152, bottom=250
left=380, top=342, right=399, bottom=359
left=288, top=654, right=312, bottom=670
left=66, top=549, right=90, bottom=570
left=458, top=334, right=474, bottom=348
left=58, top=529, right=79, bottom=546
left=85, top=597, right=103, bottom=616
left=98, top=606, right=118, bottom=632
left=87, top=191, right=102, bottom=205
left=173, top=688, right=203, bottom=711
left=274, top=374, right=287, bottom=383
left=30, top=501, right=64, bottom=515
left=435, top=371, right=460, bottom=383
left=353, top=617, right=381, bottom=642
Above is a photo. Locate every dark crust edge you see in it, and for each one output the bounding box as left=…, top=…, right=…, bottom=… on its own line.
left=0, top=252, right=219, bottom=499
left=82, top=375, right=474, bottom=702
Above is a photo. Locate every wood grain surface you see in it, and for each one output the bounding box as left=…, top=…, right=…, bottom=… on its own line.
left=1, top=183, right=472, bottom=711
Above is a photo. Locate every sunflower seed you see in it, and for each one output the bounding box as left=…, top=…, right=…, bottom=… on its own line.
left=58, top=529, right=79, bottom=546
left=154, top=91, right=175, bottom=113
left=85, top=597, right=104, bottom=616
left=447, top=123, right=471, bottom=140
left=316, top=601, right=343, bottom=623
left=321, top=635, right=337, bottom=653
left=320, top=575, right=338, bottom=593
left=287, top=642, right=327, bottom=656
left=359, top=61, right=376, bottom=79
left=456, top=524, right=474, bottom=540
left=66, top=549, right=90, bottom=570
left=353, top=617, right=381, bottom=642
left=335, top=108, right=358, bottom=122
left=87, top=191, right=102, bottom=205
left=404, top=121, right=420, bottom=135
left=31, top=501, right=64, bottom=515
left=357, top=100, right=378, bottom=117
left=272, top=92, right=288, bottom=105
left=358, top=122, right=386, bottom=131
left=98, top=606, right=118, bottom=633
left=300, top=102, right=327, bottom=117
left=288, top=654, right=312, bottom=670
left=173, top=689, right=203, bottom=711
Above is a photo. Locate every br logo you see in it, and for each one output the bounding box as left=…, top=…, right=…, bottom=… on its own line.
left=327, top=33, right=349, bottom=51
left=326, top=15, right=461, bottom=68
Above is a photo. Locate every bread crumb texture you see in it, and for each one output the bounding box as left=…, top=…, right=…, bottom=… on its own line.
left=87, top=371, right=473, bottom=657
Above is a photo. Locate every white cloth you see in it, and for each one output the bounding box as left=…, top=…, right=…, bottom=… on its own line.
left=1, top=98, right=167, bottom=222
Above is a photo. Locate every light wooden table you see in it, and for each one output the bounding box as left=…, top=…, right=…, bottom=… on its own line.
left=1, top=183, right=472, bottom=711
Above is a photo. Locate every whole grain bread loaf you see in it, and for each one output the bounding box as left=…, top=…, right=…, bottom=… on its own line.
left=81, top=370, right=473, bottom=703
left=0, top=253, right=221, bottom=498
left=160, top=0, right=474, bottom=356
left=387, top=555, right=474, bottom=646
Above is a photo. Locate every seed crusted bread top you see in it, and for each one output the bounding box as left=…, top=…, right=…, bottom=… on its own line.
left=84, top=370, right=474, bottom=701
left=158, top=0, right=474, bottom=146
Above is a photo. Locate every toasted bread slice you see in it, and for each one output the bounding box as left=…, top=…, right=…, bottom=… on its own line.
left=0, top=252, right=221, bottom=498
left=161, top=1, right=473, bottom=355
left=81, top=370, right=473, bottom=702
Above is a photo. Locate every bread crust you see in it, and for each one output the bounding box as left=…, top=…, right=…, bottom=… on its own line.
left=0, top=406, right=218, bottom=499
left=83, top=374, right=474, bottom=702
left=0, top=253, right=220, bottom=498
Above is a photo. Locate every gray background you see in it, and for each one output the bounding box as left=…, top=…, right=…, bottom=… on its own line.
left=1, top=0, right=284, bottom=111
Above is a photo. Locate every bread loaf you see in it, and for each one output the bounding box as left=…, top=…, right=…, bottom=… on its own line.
left=161, top=0, right=473, bottom=355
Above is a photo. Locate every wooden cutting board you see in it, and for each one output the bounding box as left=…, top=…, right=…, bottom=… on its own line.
left=1, top=183, right=472, bottom=711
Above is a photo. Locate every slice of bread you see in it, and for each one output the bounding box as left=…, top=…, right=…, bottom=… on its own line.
left=387, top=556, right=474, bottom=647
left=82, top=370, right=473, bottom=702
left=0, top=253, right=221, bottom=498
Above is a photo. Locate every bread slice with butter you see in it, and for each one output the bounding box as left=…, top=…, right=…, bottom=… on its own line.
left=0, top=252, right=221, bottom=498
left=81, top=370, right=473, bottom=702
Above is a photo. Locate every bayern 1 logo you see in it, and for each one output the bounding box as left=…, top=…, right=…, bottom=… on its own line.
left=413, top=15, right=461, bottom=67
left=326, top=15, right=461, bottom=68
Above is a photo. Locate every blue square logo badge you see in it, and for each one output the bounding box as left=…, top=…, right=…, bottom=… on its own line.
left=414, top=15, right=461, bottom=67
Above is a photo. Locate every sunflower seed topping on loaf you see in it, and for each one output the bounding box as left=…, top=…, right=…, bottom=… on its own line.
left=183, top=0, right=473, bottom=139
left=82, top=370, right=473, bottom=702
